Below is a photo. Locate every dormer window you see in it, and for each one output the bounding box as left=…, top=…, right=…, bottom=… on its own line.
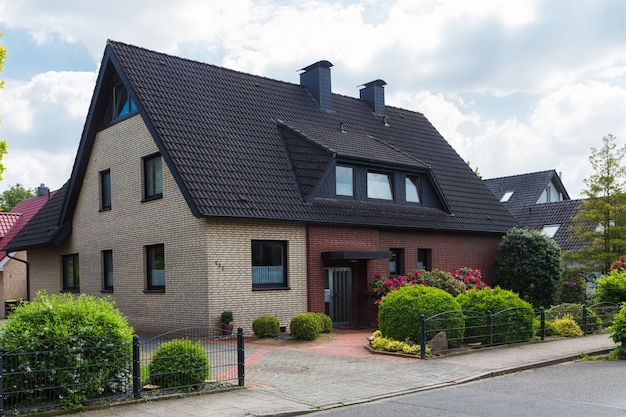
left=367, top=171, right=393, bottom=200
left=500, top=191, right=514, bottom=203
left=336, top=165, right=354, bottom=197
left=406, top=176, right=421, bottom=203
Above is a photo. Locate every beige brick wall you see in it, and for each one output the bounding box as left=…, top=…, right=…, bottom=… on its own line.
left=28, top=115, right=308, bottom=335
left=3, top=251, right=28, bottom=300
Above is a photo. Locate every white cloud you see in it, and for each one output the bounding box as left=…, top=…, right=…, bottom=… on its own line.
left=1, top=149, right=74, bottom=192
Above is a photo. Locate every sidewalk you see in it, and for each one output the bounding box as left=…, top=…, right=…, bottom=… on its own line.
left=75, top=331, right=618, bottom=417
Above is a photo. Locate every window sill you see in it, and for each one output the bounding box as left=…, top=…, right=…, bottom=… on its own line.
left=252, top=286, right=290, bottom=291
left=101, top=289, right=114, bottom=293
left=144, top=289, right=165, bottom=294
left=61, top=289, right=80, bottom=294
left=99, top=207, right=112, bottom=212
left=142, top=194, right=163, bottom=203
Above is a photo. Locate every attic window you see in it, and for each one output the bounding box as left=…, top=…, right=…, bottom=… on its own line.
left=500, top=191, right=514, bottom=203
left=405, top=176, right=421, bottom=203
left=367, top=171, right=393, bottom=200
left=542, top=224, right=560, bottom=238
left=104, top=81, right=137, bottom=124
left=336, top=165, right=354, bottom=197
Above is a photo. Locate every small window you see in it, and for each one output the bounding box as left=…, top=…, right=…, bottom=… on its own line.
left=113, top=83, right=137, bottom=120
left=500, top=191, right=514, bottom=203
left=542, top=224, right=560, bottom=238
left=102, top=250, right=114, bottom=291
left=367, top=171, right=393, bottom=200
left=100, top=169, right=112, bottom=210
left=146, top=244, right=165, bottom=291
left=405, top=176, right=421, bottom=203
left=336, top=165, right=354, bottom=197
left=143, top=154, right=163, bottom=200
left=390, top=248, right=403, bottom=276
left=252, top=240, right=288, bottom=289
left=62, top=254, right=80, bottom=292
left=418, top=249, right=431, bottom=272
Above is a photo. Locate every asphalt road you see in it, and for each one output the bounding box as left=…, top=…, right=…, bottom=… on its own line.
left=314, top=360, right=626, bottom=417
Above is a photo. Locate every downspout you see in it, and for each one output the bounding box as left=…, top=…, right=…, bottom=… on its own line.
left=7, top=252, right=30, bottom=302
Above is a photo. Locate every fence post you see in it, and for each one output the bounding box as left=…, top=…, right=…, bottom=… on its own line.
left=420, top=314, right=426, bottom=360
left=487, top=310, right=493, bottom=346
left=132, top=335, right=141, bottom=399
left=237, top=327, right=245, bottom=387
left=0, top=346, right=4, bottom=414
left=582, top=305, right=588, bottom=335
left=539, top=308, right=545, bottom=340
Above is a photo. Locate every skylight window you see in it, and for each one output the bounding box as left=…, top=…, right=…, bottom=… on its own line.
left=500, top=191, right=514, bottom=203
left=542, top=224, right=560, bottom=238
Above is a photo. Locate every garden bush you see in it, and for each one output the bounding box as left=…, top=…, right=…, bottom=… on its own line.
left=252, top=315, right=280, bottom=338
left=378, top=285, right=464, bottom=348
left=369, top=330, right=428, bottom=356
left=0, top=292, right=134, bottom=408
left=420, top=269, right=467, bottom=296
left=314, top=312, right=332, bottom=333
left=544, top=303, right=602, bottom=333
left=290, top=313, right=321, bottom=341
left=610, top=303, right=626, bottom=357
left=148, top=339, right=209, bottom=389
left=558, top=267, right=588, bottom=304
left=553, top=314, right=583, bottom=337
left=456, top=287, right=534, bottom=344
left=594, top=269, right=626, bottom=304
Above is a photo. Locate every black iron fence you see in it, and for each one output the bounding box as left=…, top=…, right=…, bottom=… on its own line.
left=418, top=303, right=621, bottom=359
left=0, top=327, right=244, bottom=416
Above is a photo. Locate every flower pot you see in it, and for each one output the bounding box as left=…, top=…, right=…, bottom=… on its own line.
left=221, top=323, right=234, bottom=336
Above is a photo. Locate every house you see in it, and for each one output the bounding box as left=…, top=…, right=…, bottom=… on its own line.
left=484, top=170, right=585, bottom=252
left=0, top=185, right=55, bottom=317
left=3, top=41, right=517, bottom=334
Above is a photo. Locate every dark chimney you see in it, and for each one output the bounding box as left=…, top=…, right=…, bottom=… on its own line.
left=299, top=60, right=333, bottom=110
left=37, top=183, right=50, bottom=198
left=359, top=79, right=387, bottom=115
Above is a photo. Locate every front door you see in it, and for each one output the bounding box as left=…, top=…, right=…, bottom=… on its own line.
left=325, top=267, right=352, bottom=326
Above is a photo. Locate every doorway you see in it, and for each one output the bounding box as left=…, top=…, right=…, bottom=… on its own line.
left=325, top=267, right=352, bottom=326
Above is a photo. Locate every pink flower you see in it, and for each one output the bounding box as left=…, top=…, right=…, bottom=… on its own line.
left=374, top=273, right=382, bottom=279
left=421, top=281, right=427, bottom=285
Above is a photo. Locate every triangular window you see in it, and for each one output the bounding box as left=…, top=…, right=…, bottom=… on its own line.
left=103, top=79, right=137, bottom=124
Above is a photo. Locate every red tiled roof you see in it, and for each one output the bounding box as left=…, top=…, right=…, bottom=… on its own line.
left=0, top=192, right=56, bottom=262
left=0, top=213, right=21, bottom=238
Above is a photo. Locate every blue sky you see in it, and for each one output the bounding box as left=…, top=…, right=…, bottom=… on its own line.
left=2, top=0, right=626, bottom=198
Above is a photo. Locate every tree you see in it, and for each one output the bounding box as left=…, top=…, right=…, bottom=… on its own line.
left=567, top=134, right=626, bottom=273
left=0, top=183, right=36, bottom=211
left=494, top=227, right=562, bottom=308
left=0, top=32, right=7, bottom=179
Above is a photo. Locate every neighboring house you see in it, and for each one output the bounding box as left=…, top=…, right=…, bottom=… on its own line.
left=0, top=185, right=55, bottom=317
left=484, top=170, right=585, bottom=252
left=3, top=41, right=517, bottom=334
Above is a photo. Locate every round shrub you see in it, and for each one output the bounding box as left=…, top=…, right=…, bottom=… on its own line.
left=456, top=287, right=534, bottom=344
left=290, top=313, right=321, bottom=341
left=314, top=312, right=332, bottom=333
left=148, top=339, right=210, bottom=389
left=610, top=303, right=626, bottom=357
left=545, top=303, right=602, bottom=333
left=378, top=285, right=464, bottom=348
left=420, top=269, right=467, bottom=296
left=553, top=314, right=584, bottom=337
left=252, top=315, right=280, bottom=338
left=0, top=292, right=134, bottom=408
left=595, top=269, right=626, bottom=304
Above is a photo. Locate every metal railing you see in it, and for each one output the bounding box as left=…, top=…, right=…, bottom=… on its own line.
left=0, top=327, right=244, bottom=416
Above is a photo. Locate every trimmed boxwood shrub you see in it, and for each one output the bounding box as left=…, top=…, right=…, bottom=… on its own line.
left=0, top=292, right=134, bottom=408
left=545, top=303, right=602, bottom=333
left=148, top=339, right=210, bottom=389
left=456, top=287, right=534, bottom=344
left=290, top=313, right=321, bottom=341
left=378, top=285, right=464, bottom=347
left=314, top=312, right=332, bottom=333
left=252, top=315, right=280, bottom=338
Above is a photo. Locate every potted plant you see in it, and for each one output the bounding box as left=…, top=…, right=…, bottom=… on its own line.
left=221, top=311, right=234, bottom=336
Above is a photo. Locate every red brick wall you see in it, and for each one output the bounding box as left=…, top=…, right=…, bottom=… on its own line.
left=307, top=225, right=503, bottom=326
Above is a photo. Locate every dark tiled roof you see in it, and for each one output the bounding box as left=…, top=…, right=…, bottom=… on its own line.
left=10, top=41, right=518, bottom=252
left=484, top=170, right=570, bottom=219
left=514, top=199, right=585, bottom=251
left=2, top=184, right=70, bottom=252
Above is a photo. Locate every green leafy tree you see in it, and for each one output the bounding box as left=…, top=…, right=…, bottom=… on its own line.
left=0, top=32, right=8, bottom=179
left=494, top=227, right=562, bottom=308
left=0, top=183, right=36, bottom=211
left=567, top=134, right=626, bottom=273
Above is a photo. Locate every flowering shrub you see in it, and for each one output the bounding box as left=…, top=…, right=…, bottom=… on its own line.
left=370, top=267, right=489, bottom=304
left=610, top=255, right=626, bottom=271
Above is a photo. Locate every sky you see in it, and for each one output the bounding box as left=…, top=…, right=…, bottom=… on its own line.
left=1, top=1, right=626, bottom=199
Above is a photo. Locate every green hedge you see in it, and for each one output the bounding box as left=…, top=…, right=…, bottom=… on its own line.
left=456, top=287, right=534, bottom=344
left=378, top=285, right=464, bottom=347
left=0, top=292, right=133, bottom=408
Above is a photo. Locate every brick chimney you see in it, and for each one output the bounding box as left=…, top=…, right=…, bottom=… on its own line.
left=299, top=60, right=333, bottom=110
left=359, top=79, right=386, bottom=115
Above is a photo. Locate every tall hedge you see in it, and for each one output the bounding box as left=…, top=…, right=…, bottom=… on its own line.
left=456, top=287, right=534, bottom=344
left=378, top=285, right=464, bottom=347
left=0, top=292, right=134, bottom=408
